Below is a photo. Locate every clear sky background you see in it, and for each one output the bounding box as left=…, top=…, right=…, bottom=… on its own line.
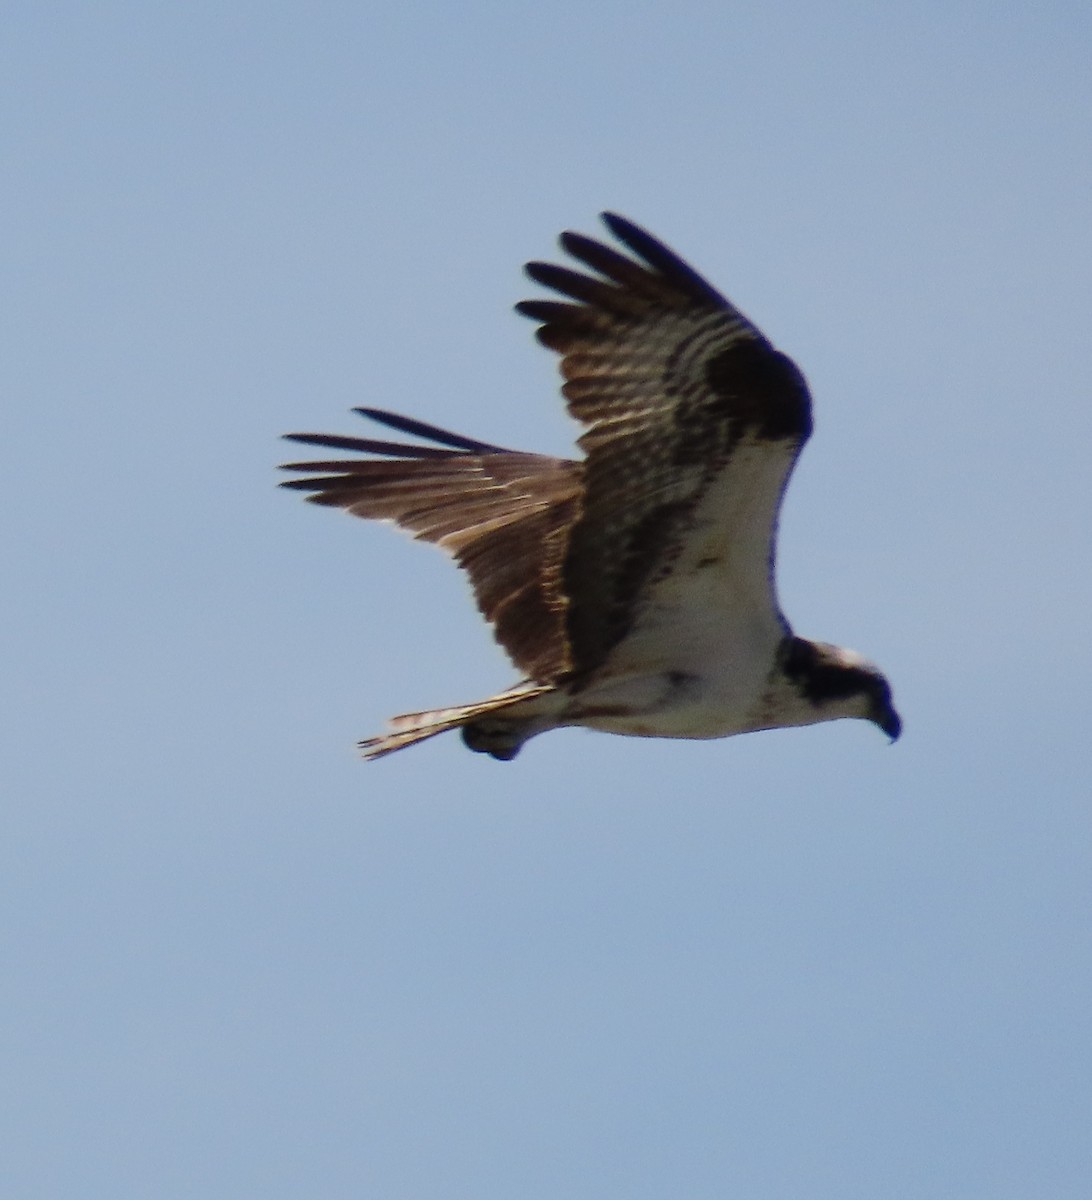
left=3, top=3, right=1090, bottom=1196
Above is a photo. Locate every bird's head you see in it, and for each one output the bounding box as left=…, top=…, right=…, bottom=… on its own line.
left=780, top=637, right=901, bottom=741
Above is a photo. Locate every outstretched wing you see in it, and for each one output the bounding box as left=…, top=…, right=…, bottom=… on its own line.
left=518, top=213, right=814, bottom=675
left=281, top=408, right=581, bottom=681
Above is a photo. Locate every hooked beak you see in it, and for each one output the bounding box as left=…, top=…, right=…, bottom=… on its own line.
left=875, top=703, right=902, bottom=743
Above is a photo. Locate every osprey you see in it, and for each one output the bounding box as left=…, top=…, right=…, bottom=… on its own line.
left=281, top=214, right=901, bottom=760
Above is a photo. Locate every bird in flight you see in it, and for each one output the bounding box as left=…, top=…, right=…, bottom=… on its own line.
left=281, top=213, right=901, bottom=760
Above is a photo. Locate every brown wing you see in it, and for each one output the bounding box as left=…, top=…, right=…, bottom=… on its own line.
left=281, top=408, right=581, bottom=681
left=517, top=213, right=814, bottom=675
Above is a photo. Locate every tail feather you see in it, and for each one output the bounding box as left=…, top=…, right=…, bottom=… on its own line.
left=360, top=683, right=554, bottom=760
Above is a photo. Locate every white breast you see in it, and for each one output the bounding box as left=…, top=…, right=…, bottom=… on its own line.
left=565, top=440, right=795, bottom=739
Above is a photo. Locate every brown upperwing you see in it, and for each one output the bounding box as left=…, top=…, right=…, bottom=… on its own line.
left=516, top=214, right=813, bottom=676
left=281, top=409, right=581, bottom=682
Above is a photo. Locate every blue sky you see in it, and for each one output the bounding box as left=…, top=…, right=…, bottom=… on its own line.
left=3, top=2, right=1090, bottom=1196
